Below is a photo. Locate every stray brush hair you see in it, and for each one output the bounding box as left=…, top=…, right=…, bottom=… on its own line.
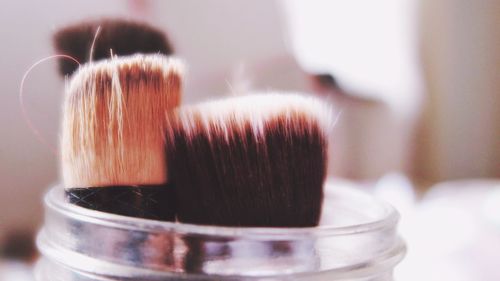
left=54, top=18, right=174, bottom=76
left=166, top=93, right=331, bottom=227
left=62, top=54, right=183, bottom=188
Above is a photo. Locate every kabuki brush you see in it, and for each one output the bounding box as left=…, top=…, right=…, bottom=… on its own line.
left=165, top=93, right=331, bottom=271
left=61, top=54, right=183, bottom=221
left=53, top=18, right=173, bottom=76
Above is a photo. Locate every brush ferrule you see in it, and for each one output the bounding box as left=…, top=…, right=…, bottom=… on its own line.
left=65, top=184, right=176, bottom=221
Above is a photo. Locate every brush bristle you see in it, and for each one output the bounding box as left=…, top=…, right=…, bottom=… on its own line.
left=54, top=18, right=174, bottom=76
left=166, top=93, right=331, bottom=227
left=62, top=54, right=184, bottom=188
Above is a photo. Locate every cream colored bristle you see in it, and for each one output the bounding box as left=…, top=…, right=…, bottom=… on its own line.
left=62, top=54, right=184, bottom=188
left=173, top=92, right=332, bottom=141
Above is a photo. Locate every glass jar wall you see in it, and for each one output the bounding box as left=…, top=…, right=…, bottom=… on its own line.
left=36, top=185, right=405, bottom=281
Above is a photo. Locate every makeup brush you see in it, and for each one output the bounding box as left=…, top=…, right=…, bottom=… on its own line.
left=166, top=93, right=331, bottom=226
left=166, top=93, right=331, bottom=272
left=53, top=18, right=173, bottom=76
left=61, top=54, right=183, bottom=220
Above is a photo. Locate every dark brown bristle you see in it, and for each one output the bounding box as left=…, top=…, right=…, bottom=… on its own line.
left=53, top=18, right=173, bottom=76
left=166, top=94, right=331, bottom=227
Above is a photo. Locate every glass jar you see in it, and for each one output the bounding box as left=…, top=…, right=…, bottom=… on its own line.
left=36, top=184, right=405, bottom=280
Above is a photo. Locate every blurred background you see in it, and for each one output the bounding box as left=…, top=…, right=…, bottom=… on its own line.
left=0, top=0, right=499, bottom=280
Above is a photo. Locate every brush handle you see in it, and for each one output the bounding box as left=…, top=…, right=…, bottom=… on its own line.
left=65, top=185, right=176, bottom=221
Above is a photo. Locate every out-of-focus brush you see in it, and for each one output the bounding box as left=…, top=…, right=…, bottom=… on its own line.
left=53, top=18, right=173, bottom=76
left=167, top=93, right=331, bottom=227
left=61, top=54, right=183, bottom=220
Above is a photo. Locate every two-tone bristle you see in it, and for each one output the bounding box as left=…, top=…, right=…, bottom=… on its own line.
left=53, top=18, right=173, bottom=76
left=166, top=93, right=331, bottom=227
left=62, top=54, right=183, bottom=220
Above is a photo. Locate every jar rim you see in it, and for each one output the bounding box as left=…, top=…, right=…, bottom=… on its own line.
left=46, top=184, right=399, bottom=239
